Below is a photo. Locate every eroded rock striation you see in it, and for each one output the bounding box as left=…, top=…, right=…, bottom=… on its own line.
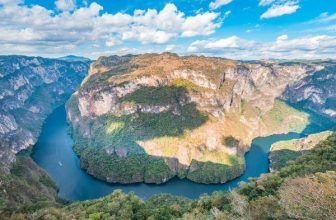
left=282, top=60, right=336, bottom=121
left=66, top=53, right=335, bottom=184
left=0, top=55, right=89, bottom=173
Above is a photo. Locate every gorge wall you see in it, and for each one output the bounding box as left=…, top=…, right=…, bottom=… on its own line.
left=66, top=53, right=335, bottom=184
left=0, top=55, right=90, bottom=173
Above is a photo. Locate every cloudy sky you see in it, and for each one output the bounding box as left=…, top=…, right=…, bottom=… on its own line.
left=0, top=0, right=335, bottom=59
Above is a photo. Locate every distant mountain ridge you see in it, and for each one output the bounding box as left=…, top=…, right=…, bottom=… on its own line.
left=57, top=55, right=91, bottom=62
left=66, top=53, right=336, bottom=184
left=0, top=53, right=335, bottom=219
left=0, top=55, right=90, bottom=172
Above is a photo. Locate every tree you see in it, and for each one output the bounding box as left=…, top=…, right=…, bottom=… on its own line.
left=279, top=172, right=336, bottom=219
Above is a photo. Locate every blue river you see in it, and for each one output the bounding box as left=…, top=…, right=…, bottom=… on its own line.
left=32, top=105, right=329, bottom=201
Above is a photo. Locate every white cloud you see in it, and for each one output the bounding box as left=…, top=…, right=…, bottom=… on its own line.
left=276, top=34, right=288, bottom=41
left=165, top=44, right=176, bottom=51
left=209, top=0, right=233, bottom=10
left=0, top=0, right=22, bottom=5
left=182, top=12, right=220, bottom=37
left=0, top=2, right=221, bottom=56
left=259, top=0, right=275, bottom=6
left=314, top=12, right=336, bottom=23
left=55, top=0, right=76, bottom=11
left=187, top=35, right=336, bottom=59
left=260, top=1, right=300, bottom=19
left=0, top=28, right=47, bottom=47
left=122, top=27, right=176, bottom=44
left=120, top=4, right=220, bottom=42
left=224, top=10, right=231, bottom=18
left=105, top=36, right=121, bottom=47
left=271, top=35, right=336, bottom=52
left=187, top=36, right=256, bottom=59
left=300, top=12, right=336, bottom=34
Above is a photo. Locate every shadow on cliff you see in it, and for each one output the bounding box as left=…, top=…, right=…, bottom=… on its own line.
left=268, top=87, right=336, bottom=170
left=79, top=86, right=336, bottom=185
left=100, top=85, right=209, bottom=145
left=77, top=147, right=245, bottom=185
left=75, top=85, right=246, bottom=184
left=280, top=65, right=336, bottom=134
left=269, top=131, right=336, bottom=171
left=281, top=99, right=335, bottom=135
left=269, top=149, right=308, bottom=171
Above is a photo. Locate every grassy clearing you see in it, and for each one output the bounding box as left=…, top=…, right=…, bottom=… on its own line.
left=262, top=100, right=309, bottom=133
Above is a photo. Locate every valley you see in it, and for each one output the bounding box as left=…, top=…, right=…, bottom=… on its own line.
left=66, top=53, right=334, bottom=185
left=1, top=0, right=335, bottom=218
left=31, top=104, right=329, bottom=201
left=0, top=54, right=335, bottom=219
left=0, top=56, right=90, bottom=173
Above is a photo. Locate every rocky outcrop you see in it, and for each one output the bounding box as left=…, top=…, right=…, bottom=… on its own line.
left=66, top=53, right=333, bottom=184
left=269, top=130, right=334, bottom=171
left=0, top=55, right=89, bottom=173
left=88, top=55, right=134, bottom=76
left=282, top=61, right=336, bottom=121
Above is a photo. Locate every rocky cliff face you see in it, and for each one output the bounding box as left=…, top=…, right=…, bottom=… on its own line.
left=282, top=61, right=336, bottom=121
left=65, top=53, right=336, bottom=184
left=269, top=130, right=334, bottom=171
left=0, top=55, right=89, bottom=173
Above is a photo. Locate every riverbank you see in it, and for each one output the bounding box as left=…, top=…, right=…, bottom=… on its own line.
left=31, top=105, right=331, bottom=201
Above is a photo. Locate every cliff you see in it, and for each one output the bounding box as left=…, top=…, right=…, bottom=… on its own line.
left=0, top=55, right=90, bottom=173
left=6, top=133, right=336, bottom=219
left=282, top=60, right=336, bottom=121
left=65, top=53, right=331, bottom=184
left=269, top=130, right=334, bottom=171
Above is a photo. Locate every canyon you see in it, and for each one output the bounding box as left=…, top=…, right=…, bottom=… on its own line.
left=0, top=55, right=90, bottom=173
left=0, top=53, right=335, bottom=219
left=66, top=53, right=335, bottom=184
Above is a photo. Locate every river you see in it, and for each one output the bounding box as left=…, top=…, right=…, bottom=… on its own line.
left=31, top=105, right=329, bottom=201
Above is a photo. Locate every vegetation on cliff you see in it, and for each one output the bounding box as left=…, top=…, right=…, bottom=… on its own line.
left=269, top=130, right=334, bottom=171
left=3, top=133, right=335, bottom=219
left=0, top=155, right=60, bottom=216
left=0, top=55, right=90, bottom=173
left=67, top=54, right=311, bottom=185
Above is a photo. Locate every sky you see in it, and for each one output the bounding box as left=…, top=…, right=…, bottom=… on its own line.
left=0, top=0, right=335, bottom=59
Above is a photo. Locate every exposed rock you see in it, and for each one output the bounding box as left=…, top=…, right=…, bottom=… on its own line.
left=0, top=55, right=89, bottom=173
left=282, top=60, right=336, bottom=121
left=0, top=113, right=18, bottom=134
left=269, top=130, right=334, bottom=171
left=88, top=55, right=134, bottom=76
left=66, top=53, right=332, bottom=184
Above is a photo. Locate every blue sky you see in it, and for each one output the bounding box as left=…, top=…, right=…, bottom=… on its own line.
left=0, top=0, right=335, bottom=59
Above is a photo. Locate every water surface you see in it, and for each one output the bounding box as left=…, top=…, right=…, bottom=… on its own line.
left=32, top=105, right=328, bottom=201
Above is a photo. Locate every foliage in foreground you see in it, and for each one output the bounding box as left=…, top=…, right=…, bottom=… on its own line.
left=2, top=133, right=335, bottom=219
left=0, top=156, right=60, bottom=215
left=269, top=130, right=334, bottom=171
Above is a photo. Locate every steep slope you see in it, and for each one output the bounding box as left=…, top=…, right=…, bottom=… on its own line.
left=8, top=133, right=336, bottom=219
left=0, top=155, right=60, bottom=214
left=66, top=53, right=321, bottom=184
left=0, top=55, right=90, bottom=173
left=282, top=60, right=336, bottom=121
left=269, top=130, right=334, bottom=171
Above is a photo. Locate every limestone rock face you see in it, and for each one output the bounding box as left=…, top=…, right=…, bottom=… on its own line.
left=0, top=55, right=89, bottom=173
left=66, top=53, right=334, bottom=184
left=282, top=61, right=336, bottom=121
